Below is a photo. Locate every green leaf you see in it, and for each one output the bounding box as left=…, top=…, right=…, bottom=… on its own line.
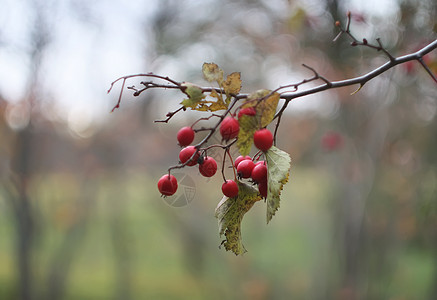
left=180, top=82, right=206, bottom=108
left=202, top=62, right=224, bottom=83
left=215, top=182, right=262, bottom=255
left=223, top=72, right=242, bottom=95
left=265, top=146, right=292, bottom=223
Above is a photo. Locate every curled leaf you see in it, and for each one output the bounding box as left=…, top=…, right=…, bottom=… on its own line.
left=202, top=62, right=224, bottom=84
left=215, top=182, right=262, bottom=255
left=265, top=146, right=292, bottom=223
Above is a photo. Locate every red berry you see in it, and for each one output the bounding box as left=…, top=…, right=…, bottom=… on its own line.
left=222, top=180, right=239, bottom=198
left=403, top=61, right=415, bottom=74
left=255, top=160, right=265, bottom=166
left=199, top=157, right=217, bottom=177
left=220, top=117, right=240, bottom=141
left=238, top=107, right=256, bottom=119
left=157, top=174, right=178, bottom=196
left=237, top=159, right=255, bottom=179
left=170, top=175, right=178, bottom=189
left=177, top=126, right=195, bottom=147
left=321, top=131, right=343, bottom=151
left=258, top=181, right=268, bottom=198
left=254, top=129, right=273, bottom=152
left=251, top=163, right=267, bottom=184
left=234, top=155, right=251, bottom=168
left=179, top=146, right=200, bottom=166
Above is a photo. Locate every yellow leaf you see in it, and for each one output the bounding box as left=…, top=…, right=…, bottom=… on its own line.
left=243, top=89, right=280, bottom=128
left=236, top=90, right=279, bottom=155
left=210, top=89, right=225, bottom=105
left=223, top=72, right=242, bottom=95
left=209, top=101, right=228, bottom=111
left=202, top=62, right=224, bottom=83
left=206, top=90, right=227, bottom=111
left=196, top=104, right=211, bottom=111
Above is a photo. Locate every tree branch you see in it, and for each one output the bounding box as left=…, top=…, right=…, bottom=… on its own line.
left=273, top=39, right=437, bottom=120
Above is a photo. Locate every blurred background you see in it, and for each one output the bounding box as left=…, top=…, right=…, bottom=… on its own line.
left=0, top=0, right=436, bottom=299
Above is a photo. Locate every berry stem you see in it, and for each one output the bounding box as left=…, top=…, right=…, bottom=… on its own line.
left=226, top=150, right=238, bottom=181
left=221, top=149, right=227, bottom=183
left=191, top=113, right=222, bottom=129
left=220, top=139, right=238, bottom=182
left=252, top=150, right=263, bottom=162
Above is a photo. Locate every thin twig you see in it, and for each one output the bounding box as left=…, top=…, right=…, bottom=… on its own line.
left=191, top=113, right=222, bottom=129
left=418, top=57, right=437, bottom=84
left=154, top=106, right=186, bottom=123
left=110, top=78, right=126, bottom=112
left=334, top=11, right=395, bottom=61
left=226, top=150, right=237, bottom=181
left=273, top=39, right=437, bottom=120
left=167, top=99, right=240, bottom=173
left=108, top=73, right=182, bottom=111
left=221, top=149, right=228, bottom=182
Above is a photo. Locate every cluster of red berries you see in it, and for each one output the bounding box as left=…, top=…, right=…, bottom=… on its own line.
left=157, top=125, right=218, bottom=196
left=157, top=113, right=274, bottom=199
left=157, top=125, right=217, bottom=196
left=226, top=154, right=269, bottom=198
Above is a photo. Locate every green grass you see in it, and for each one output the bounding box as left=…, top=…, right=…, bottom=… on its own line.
left=0, top=167, right=435, bottom=299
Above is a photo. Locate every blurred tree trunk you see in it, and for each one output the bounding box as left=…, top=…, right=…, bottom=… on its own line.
left=109, top=185, right=133, bottom=300
left=6, top=1, right=50, bottom=299
left=12, top=128, right=36, bottom=300
left=45, top=176, right=96, bottom=300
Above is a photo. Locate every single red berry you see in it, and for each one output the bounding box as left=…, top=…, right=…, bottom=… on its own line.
left=403, top=61, right=415, bottom=74
left=177, top=126, right=195, bottom=147
left=255, top=160, right=265, bottom=166
left=423, top=53, right=432, bottom=65
left=237, top=159, right=255, bottom=179
left=238, top=107, right=256, bottom=119
left=199, top=156, right=217, bottom=177
left=220, top=117, right=240, bottom=141
left=251, top=163, right=267, bottom=184
left=169, top=175, right=178, bottom=189
left=258, top=181, right=268, bottom=198
left=352, top=13, right=366, bottom=23
left=234, top=155, right=251, bottom=168
left=222, top=180, right=239, bottom=198
left=157, top=174, right=178, bottom=196
left=254, top=129, right=273, bottom=152
left=179, top=146, right=200, bottom=166
left=321, top=131, right=343, bottom=151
